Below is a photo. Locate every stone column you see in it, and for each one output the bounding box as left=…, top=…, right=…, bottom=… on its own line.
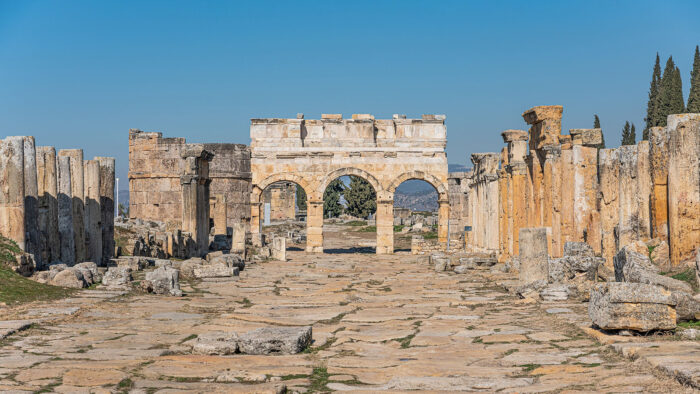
left=617, top=145, right=639, bottom=250
left=502, top=130, right=529, bottom=256
left=57, top=156, right=75, bottom=264
left=437, top=198, right=450, bottom=246
left=667, top=114, right=700, bottom=266
left=97, top=157, right=115, bottom=265
left=649, top=127, right=670, bottom=241
left=306, top=199, right=323, bottom=253
left=573, top=145, right=598, bottom=243
left=211, top=194, right=227, bottom=235
left=58, top=149, right=85, bottom=262
left=37, top=146, right=59, bottom=263
left=23, top=137, right=41, bottom=263
left=83, top=160, right=102, bottom=264
left=375, top=198, right=394, bottom=254
left=180, top=146, right=213, bottom=257
left=636, top=140, right=652, bottom=240
left=543, top=145, right=563, bottom=257
left=559, top=137, right=575, bottom=247
left=0, top=137, right=25, bottom=250
left=598, top=149, right=619, bottom=268
left=518, top=227, right=549, bottom=284
left=249, top=200, right=262, bottom=246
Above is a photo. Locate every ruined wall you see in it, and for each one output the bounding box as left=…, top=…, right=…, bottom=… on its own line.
left=128, top=130, right=251, bottom=231
left=475, top=105, right=700, bottom=268
left=0, top=137, right=114, bottom=267
left=448, top=171, right=470, bottom=248
left=263, top=182, right=297, bottom=221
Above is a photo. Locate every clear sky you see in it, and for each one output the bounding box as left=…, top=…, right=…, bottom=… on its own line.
left=1, top=0, right=699, bottom=188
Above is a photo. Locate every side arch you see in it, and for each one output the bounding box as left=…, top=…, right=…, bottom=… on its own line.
left=386, top=170, right=449, bottom=200
left=318, top=167, right=383, bottom=195
left=252, top=173, right=313, bottom=202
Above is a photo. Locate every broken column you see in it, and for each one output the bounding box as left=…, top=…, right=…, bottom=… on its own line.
left=558, top=135, right=575, bottom=248
left=518, top=227, right=549, bottom=284
left=23, top=137, right=41, bottom=263
left=180, top=146, right=213, bottom=257
left=57, top=156, right=75, bottom=264
left=306, top=199, right=323, bottom=253
left=573, top=144, right=598, bottom=245
left=666, top=114, right=700, bottom=266
left=84, top=160, right=102, bottom=264
left=375, top=197, right=394, bottom=254
left=598, top=148, right=620, bottom=268
left=0, top=137, right=25, bottom=250
left=502, top=129, right=529, bottom=256
left=470, top=153, right=500, bottom=252
left=617, top=145, right=639, bottom=250
left=37, top=146, right=59, bottom=263
left=58, top=149, right=85, bottom=263
left=649, top=126, right=670, bottom=241
left=636, top=140, right=652, bottom=240
left=271, top=236, right=286, bottom=261
left=97, top=157, right=115, bottom=265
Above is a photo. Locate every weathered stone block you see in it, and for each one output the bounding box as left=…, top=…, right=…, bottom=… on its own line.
left=589, top=282, right=676, bottom=331
left=237, top=326, right=312, bottom=355
left=518, top=228, right=549, bottom=284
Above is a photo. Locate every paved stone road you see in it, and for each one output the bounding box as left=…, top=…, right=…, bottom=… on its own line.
left=0, top=247, right=695, bottom=392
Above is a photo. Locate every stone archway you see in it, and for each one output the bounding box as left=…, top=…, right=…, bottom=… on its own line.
left=249, top=113, right=449, bottom=254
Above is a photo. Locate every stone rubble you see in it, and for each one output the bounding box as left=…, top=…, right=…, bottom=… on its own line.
left=589, top=282, right=677, bottom=331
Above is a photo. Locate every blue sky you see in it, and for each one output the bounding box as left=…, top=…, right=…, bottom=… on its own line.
left=1, top=1, right=699, bottom=188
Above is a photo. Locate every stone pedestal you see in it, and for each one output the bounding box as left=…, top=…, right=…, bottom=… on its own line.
left=84, top=160, right=102, bottom=264
left=0, top=137, right=25, bottom=250
left=180, top=147, right=213, bottom=257
left=518, top=227, right=549, bottom=284
left=231, top=222, right=246, bottom=255
left=58, top=149, right=85, bottom=263
left=57, top=156, right=75, bottom=264
left=375, top=199, right=394, bottom=254
left=306, top=200, right=323, bottom=253
left=97, top=157, right=115, bottom=265
left=271, top=237, right=286, bottom=261
left=37, top=146, right=59, bottom=263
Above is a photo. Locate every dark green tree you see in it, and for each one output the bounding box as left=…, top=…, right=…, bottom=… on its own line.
left=323, top=179, right=344, bottom=218
left=630, top=123, right=636, bottom=144
left=644, top=53, right=661, bottom=139
left=621, top=121, right=634, bottom=145
left=593, top=114, right=601, bottom=128
left=343, top=175, right=376, bottom=219
left=295, top=184, right=307, bottom=212
left=657, top=56, right=685, bottom=126
left=688, top=46, right=700, bottom=113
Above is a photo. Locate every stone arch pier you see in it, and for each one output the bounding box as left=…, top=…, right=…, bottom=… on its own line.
left=249, top=113, right=449, bottom=254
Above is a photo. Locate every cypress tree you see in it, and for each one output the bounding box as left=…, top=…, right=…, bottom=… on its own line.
left=672, top=66, right=685, bottom=113
left=593, top=114, right=601, bottom=128
left=621, top=121, right=632, bottom=145
left=688, top=46, right=700, bottom=113
left=295, top=184, right=307, bottom=212
left=344, top=176, right=376, bottom=219
left=323, top=178, right=345, bottom=218
left=644, top=53, right=661, bottom=138
left=630, top=123, right=636, bottom=144
left=657, top=56, right=686, bottom=126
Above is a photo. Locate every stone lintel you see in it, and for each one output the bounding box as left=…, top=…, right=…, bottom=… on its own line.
left=522, top=105, right=563, bottom=125
left=559, top=134, right=572, bottom=149
left=570, top=128, right=603, bottom=147
left=501, top=129, right=528, bottom=143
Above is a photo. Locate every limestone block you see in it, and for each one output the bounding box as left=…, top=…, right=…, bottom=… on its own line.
left=101, top=267, right=133, bottom=289
left=573, top=145, right=597, bottom=243
left=237, top=326, right=312, bottom=355
left=271, top=236, right=286, bottom=261
left=83, top=160, right=102, bottom=264
left=569, top=128, right=603, bottom=147
left=0, top=137, right=25, bottom=250
left=50, top=268, right=87, bottom=289
left=37, top=147, right=59, bottom=263
left=141, top=266, right=182, bottom=296
left=589, top=282, right=676, bottom=331
left=522, top=106, right=563, bottom=150
left=58, top=149, right=85, bottom=263
left=518, top=227, right=549, bottom=284
left=192, top=263, right=238, bottom=279
left=97, top=157, right=115, bottom=265
left=57, top=156, right=75, bottom=265
left=22, top=137, right=41, bottom=263
left=649, top=127, right=670, bottom=240
left=598, top=149, right=619, bottom=268
left=666, top=114, right=700, bottom=266
left=617, top=145, right=639, bottom=249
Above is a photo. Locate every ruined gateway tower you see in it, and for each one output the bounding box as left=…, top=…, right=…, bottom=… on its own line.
left=249, top=113, right=450, bottom=254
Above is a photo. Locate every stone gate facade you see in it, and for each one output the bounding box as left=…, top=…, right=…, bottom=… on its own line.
left=250, top=114, right=449, bottom=254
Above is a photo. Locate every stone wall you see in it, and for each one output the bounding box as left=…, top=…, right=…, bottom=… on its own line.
left=262, top=182, right=296, bottom=221
left=0, top=137, right=114, bottom=268
left=464, top=106, right=700, bottom=268
left=128, top=130, right=251, bottom=232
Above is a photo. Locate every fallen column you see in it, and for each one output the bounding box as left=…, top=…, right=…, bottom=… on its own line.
left=57, top=155, right=75, bottom=264
left=97, top=157, right=115, bottom=265
left=0, top=137, right=25, bottom=250
left=37, top=146, right=60, bottom=263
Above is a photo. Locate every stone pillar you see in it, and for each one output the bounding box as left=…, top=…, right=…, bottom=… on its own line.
left=667, top=114, right=700, bottom=266
left=180, top=146, right=213, bottom=257
left=470, top=153, right=500, bottom=252
left=249, top=200, right=262, bottom=246
left=649, top=127, right=670, bottom=241
left=543, top=146, right=563, bottom=257
left=58, top=149, right=85, bottom=263
left=37, top=147, right=59, bottom=263
left=271, top=236, right=286, bottom=261
left=502, top=130, right=529, bottom=256
left=636, top=140, right=652, bottom=240
left=57, top=156, right=75, bottom=264
left=437, top=198, right=450, bottom=247
left=97, top=157, right=115, bottom=265
left=573, top=145, right=598, bottom=243
left=23, top=137, right=41, bottom=262
left=231, top=222, right=246, bottom=255
left=617, top=145, right=639, bottom=250
left=376, top=198, right=394, bottom=254
left=598, top=149, right=620, bottom=268
left=518, top=227, right=549, bottom=284
left=84, top=160, right=102, bottom=264
left=559, top=137, right=575, bottom=247
left=306, top=199, right=323, bottom=253
left=0, top=137, right=25, bottom=250
left=210, top=193, right=227, bottom=235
